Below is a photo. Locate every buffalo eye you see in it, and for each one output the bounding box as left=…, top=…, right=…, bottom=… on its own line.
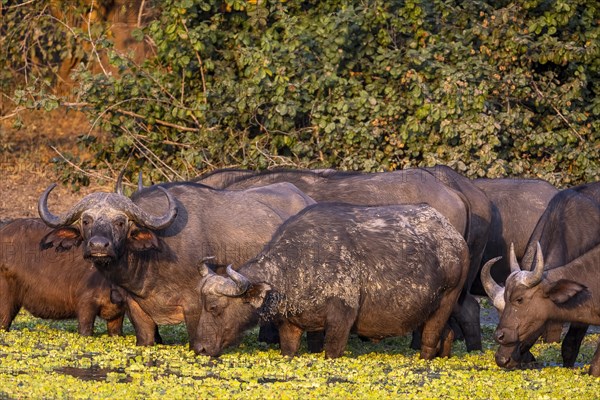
left=113, top=218, right=126, bottom=228
left=206, top=302, right=221, bottom=315
left=515, top=297, right=523, bottom=305
left=82, top=216, right=92, bottom=227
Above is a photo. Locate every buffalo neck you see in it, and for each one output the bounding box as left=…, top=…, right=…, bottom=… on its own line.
left=542, top=248, right=600, bottom=325
left=91, top=251, right=154, bottom=297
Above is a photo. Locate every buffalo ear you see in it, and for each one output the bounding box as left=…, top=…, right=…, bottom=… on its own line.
left=127, top=227, right=160, bottom=252
left=244, top=283, right=272, bottom=309
left=544, top=280, right=587, bottom=304
left=40, top=227, right=82, bottom=252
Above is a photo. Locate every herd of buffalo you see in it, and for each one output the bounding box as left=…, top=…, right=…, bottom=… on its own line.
left=1, top=165, right=599, bottom=376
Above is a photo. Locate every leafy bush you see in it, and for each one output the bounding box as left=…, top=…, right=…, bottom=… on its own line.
left=3, top=0, right=599, bottom=186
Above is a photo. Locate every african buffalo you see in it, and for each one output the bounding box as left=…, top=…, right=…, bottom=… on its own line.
left=471, top=178, right=558, bottom=294
left=483, top=182, right=600, bottom=369
left=202, top=166, right=491, bottom=351
left=0, top=218, right=125, bottom=336
left=194, top=203, right=470, bottom=359
left=38, top=181, right=314, bottom=347
left=483, top=243, right=600, bottom=376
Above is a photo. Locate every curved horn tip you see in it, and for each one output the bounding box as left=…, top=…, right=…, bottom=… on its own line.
left=226, top=265, right=251, bottom=293
left=481, top=256, right=502, bottom=282
left=198, top=263, right=213, bottom=277
left=481, top=256, right=506, bottom=311
left=521, top=242, right=545, bottom=288
left=137, top=171, right=144, bottom=191
left=115, top=169, right=126, bottom=195
left=509, top=242, right=520, bottom=273
left=130, top=186, right=178, bottom=230
left=38, top=184, right=60, bottom=227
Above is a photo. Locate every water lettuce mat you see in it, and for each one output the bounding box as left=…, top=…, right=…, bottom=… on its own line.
left=0, top=311, right=598, bottom=399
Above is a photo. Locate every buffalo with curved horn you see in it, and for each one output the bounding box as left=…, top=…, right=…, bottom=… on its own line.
left=39, top=183, right=177, bottom=230
left=194, top=202, right=470, bottom=359
left=483, top=242, right=600, bottom=376
left=38, top=180, right=315, bottom=348
left=483, top=182, right=600, bottom=369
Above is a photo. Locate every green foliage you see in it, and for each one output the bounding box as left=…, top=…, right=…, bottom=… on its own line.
left=3, top=0, right=600, bottom=186
left=1, top=311, right=600, bottom=398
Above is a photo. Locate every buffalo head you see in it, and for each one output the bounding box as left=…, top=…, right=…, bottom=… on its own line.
left=194, top=264, right=271, bottom=357
left=482, top=242, right=588, bottom=369
left=38, top=184, right=178, bottom=263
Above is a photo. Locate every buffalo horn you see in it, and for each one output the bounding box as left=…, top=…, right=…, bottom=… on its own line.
left=38, top=184, right=97, bottom=228
left=138, top=171, right=144, bottom=192
left=121, top=187, right=178, bottom=230
left=214, top=265, right=250, bottom=297
left=39, top=184, right=177, bottom=231
left=509, top=243, right=520, bottom=274
left=199, top=263, right=213, bottom=278
left=522, top=242, right=545, bottom=288
left=115, top=168, right=126, bottom=195
left=198, top=257, right=216, bottom=278
left=481, top=256, right=506, bottom=312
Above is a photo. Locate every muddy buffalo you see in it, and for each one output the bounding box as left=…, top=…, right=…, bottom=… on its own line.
left=194, top=203, right=470, bottom=359
left=38, top=182, right=314, bottom=347
left=197, top=166, right=491, bottom=351
left=0, top=218, right=125, bottom=336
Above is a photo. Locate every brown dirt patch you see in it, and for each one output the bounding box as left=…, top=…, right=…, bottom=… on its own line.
left=0, top=109, right=113, bottom=223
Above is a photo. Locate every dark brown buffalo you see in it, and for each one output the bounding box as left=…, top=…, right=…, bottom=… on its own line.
left=471, top=178, right=558, bottom=294
left=483, top=182, right=600, bottom=369
left=483, top=243, right=600, bottom=376
left=197, top=166, right=491, bottom=351
left=194, top=203, right=470, bottom=359
left=37, top=182, right=314, bottom=348
left=0, top=218, right=125, bottom=335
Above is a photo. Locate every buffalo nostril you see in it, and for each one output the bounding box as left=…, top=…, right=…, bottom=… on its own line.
left=89, top=237, right=110, bottom=249
left=494, top=330, right=505, bottom=344
left=192, top=343, right=206, bottom=356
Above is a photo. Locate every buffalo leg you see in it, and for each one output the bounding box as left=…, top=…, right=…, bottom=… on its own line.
left=589, top=341, right=600, bottom=377
left=106, top=315, right=125, bottom=336
left=438, top=325, right=455, bottom=358
left=278, top=320, right=303, bottom=357
left=410, top=326, right=423, bottom=350
left=454, top=293, right=481, bottom=351
left=420, top=287, right=462, bottom=359
left=184, top=311, right=201, bottom=349
left=307, top=331, right=325, bottom=353
left=258, top=322, right=280, bottom=344
left=0, top=278, right=20, bottom=331
left=562, top=323, right=588, bottom=367
left=323, top=299, right=357, bottom=359
left=127, top=298, right=160, bottom=346
left=77, top=303, right=99, bottom=336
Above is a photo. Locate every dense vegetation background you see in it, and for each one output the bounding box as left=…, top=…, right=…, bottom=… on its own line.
left=1, top=0, right=599, bottom=186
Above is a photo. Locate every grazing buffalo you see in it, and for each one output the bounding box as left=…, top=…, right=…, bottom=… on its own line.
left=482, top=243, right=600, bottom=376
left=38, top=182, right=314, bottom=347
left=194, top=203, right=470, bottom=359
left=202, top=166, right=491, bottom=351
left=0, top=218, right=125, bottom=336
left=483, top=182, right=600, bottom=369
left=471, top=178, right=558, bottom=294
